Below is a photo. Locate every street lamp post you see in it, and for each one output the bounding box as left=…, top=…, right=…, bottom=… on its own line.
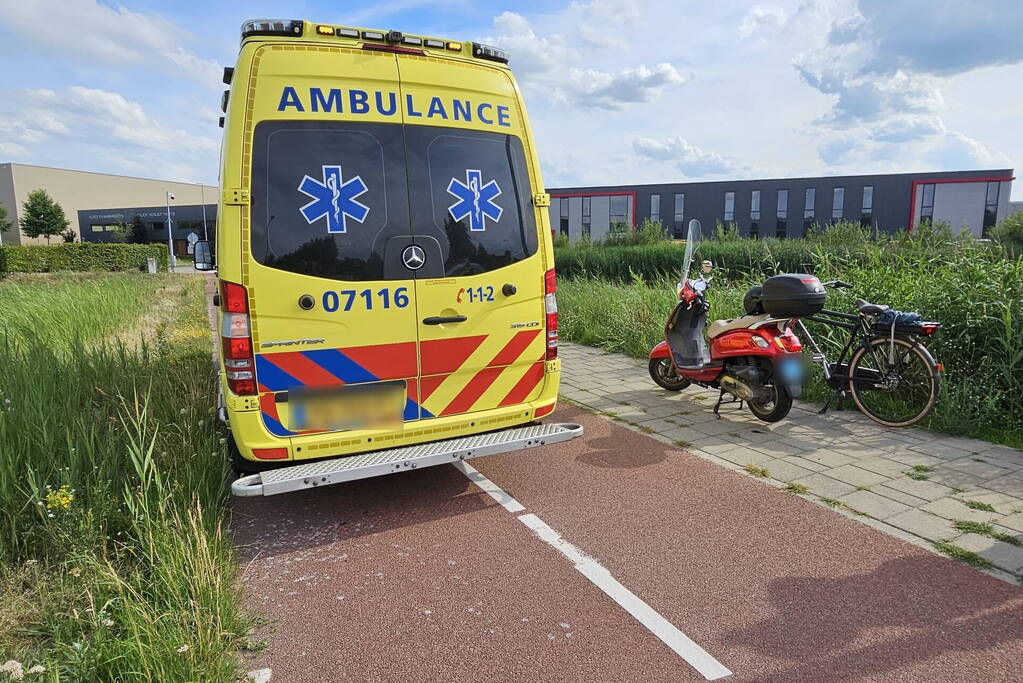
left=200, top=184, right=209, bottom=241
left=165, top=191, right=177, bottom=270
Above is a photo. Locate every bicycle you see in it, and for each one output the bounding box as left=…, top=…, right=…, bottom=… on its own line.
left=796, top=280, right=942, bottom=428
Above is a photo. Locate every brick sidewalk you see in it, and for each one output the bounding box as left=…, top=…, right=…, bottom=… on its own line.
left=558, top=342, right=1023, bottom=582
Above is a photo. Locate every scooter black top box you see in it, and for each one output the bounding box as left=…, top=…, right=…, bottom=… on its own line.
left=760, top=274, right=826, bottom=317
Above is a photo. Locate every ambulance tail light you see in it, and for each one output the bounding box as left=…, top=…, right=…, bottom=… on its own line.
left=220, top=280, right=257, bottom=396
left=544, top=269, right=558, bottom=360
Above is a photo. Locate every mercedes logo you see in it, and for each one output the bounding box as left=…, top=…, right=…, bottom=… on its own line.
left=402, top=245, right=426, bottom=270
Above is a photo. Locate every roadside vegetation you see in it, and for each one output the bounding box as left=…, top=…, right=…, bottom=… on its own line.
left=0, top=273, right=248, bottom=679
left=557, top=218, right=1023, bottom=448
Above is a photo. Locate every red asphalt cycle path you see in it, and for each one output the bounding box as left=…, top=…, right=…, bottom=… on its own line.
left=233, top=405, right=1023, bottom=681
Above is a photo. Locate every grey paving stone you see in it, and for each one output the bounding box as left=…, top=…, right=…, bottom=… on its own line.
left=942, top=456, right=1014, bottom=480
left=856, top=456, right=910, bottom=478
left=748, top=440, right=811, bottom=459
left=880, top=476, right=955, bottom=502
left=641, top=403, right=690, bottom=418
left=883, top=450, right=945, bottom=468
left=826, top=464, right=891, bottom=488
left=886, top=508, right=959, bottom=542
left=870, top=485, right=928, bottom=507
left=633, top=417, right=680, bottom=433
left=954, top=490, right=1023, bottom=513
left=920, top=497, right=1001, bottom=523
left=759, top=457, right=816, bottom=482
left=831, top=443, right=885, bottom=459
left=691, top=419, right=746, bottom=437
left=656, top=427, right=706, bottom=446
left=984, top=474, right=1023, bottom=498
left=792, top=473, right=858, bottom=499
left=713, top=446, right=774, bottom=467
left=907, top=442, right=974, bottom=460
left=924, top=468, right=989, bottom=491
left=999, top=513, right=1023, bottom=533
left=781, top=455, right=830, bottom=472
left=799, top=450, right=857, bottom=469
left=952, top=533, right=1023, bottom=573
left=839, top=490, right=912, bottom=519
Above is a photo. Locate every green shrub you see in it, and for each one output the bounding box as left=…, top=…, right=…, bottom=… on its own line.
left=0, top=243, right=168, bottom=274
left=558, top=232, right=1023, bottom=448
left=991, top=211, right=1023, bottom=259
left=604, top=219, right=668, bottom=246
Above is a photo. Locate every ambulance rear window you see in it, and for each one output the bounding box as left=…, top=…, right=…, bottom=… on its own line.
left=250, top=121, right=411, bottom=281
left=405, top=127, right=538, bottom=276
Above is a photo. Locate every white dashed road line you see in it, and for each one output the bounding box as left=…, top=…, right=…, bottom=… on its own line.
left=452, top=463, right=732, bottom=681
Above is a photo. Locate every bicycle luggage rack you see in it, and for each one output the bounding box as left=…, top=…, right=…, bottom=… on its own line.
left=231, top=422, right=584, bottom=497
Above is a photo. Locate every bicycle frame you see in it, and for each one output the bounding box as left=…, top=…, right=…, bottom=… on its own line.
left=798, top=309, right=882, bottom=390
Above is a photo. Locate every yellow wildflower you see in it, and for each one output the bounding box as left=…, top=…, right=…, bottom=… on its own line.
left=44, top=485, right=74, bottom=512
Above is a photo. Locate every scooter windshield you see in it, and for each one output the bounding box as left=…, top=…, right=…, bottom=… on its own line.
left=679, top=219, right=701, bottom=285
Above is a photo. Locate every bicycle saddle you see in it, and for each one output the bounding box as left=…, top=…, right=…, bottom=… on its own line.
left=854, top=298, right=889, bottom=315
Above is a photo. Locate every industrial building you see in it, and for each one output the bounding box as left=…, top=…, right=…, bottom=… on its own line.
left=548, top=169, right=1016, bottom=242
left=0, top=163, right=217, bottom=254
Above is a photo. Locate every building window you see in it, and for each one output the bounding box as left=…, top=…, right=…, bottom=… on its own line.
left=723, top=191, right=735, bottom=223
left=582, top=196, right=591, bottom=239
left=803, top=187, right=816, bottom=232
left=673, top=193, right=685, bottom=237
left=559, top=197, right=569, bottom=237
left=861, top=186, right=874, bottom=227
left=984, top=181, right=1000, bottom=237
left=610, top=195, right=630, bottom=226
left=650, top=194, right=660, bottom=223
left=776, top=189, right=788, bottom=238
left=832, top=187, right=844, bottom=221
left=920, top=183, right=935, bottom=225
left=750, top=189, right=761, bottom=238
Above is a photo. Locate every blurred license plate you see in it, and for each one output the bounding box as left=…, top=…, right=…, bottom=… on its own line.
left=288, top=381, right=405, bottom=432
left=778, top=356, right=804, bottom=383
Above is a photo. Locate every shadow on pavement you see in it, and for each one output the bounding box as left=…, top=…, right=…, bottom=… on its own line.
left=231, top=463, right=494, bottom=562
left=724, top=553, right=1023, bottom=680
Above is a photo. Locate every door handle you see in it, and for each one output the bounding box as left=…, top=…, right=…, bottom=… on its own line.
left=423, top=315, right=467, bottom=325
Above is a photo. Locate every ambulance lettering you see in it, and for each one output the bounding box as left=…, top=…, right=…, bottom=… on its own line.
left=447, top=169, right=502, bottom=232
left=277, top=87, right=511, bottom=127
left=298, top=165, right=368, bottom=234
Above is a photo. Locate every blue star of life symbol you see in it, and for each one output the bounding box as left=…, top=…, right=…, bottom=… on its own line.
left=447, top=169, right=502, bottom=232
left=298, top=165, right=369, bottom=234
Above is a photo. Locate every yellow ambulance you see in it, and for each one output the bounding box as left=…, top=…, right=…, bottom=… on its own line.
left=193, top=19, right=581, bottom=496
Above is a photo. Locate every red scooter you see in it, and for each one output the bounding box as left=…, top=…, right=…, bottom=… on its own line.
left=648, top=220, right=820, bottom=422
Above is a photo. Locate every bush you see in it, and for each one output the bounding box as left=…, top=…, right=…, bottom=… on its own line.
left=991, top=211, right=1023, bottom=259
left=603, top=219, right=668, bottom=246
left=0, top=243, right=168, bottom=274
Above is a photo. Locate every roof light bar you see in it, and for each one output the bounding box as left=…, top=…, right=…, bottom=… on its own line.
left=424, top=38, right=445, bottom=48
left=447, top=41, right=463, bottom=51
left=472, top=42, right=509, bottom=63
left=362, top=30, right=385, bottom=40
left=316, top=25, right=333, bottom=35
left=402, top=36, right=423, bottom=46
left=336, top=28, right=359, bottom=38
left=241, top=19, right=303, bottom=39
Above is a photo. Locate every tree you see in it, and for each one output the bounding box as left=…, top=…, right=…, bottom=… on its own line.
left=0, top=202, right=11, bottom=234
left=128, top=214, right=149, bottom=244
left=20, top=189, right=69, bottom=244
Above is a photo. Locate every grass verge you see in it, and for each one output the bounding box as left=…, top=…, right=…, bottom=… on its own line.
left=933, top=541, right=995, bottom=569
left=0, top=274, right=249, bottom=679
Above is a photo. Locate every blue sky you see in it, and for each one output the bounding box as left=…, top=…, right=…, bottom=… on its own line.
left=0, top=0, right=1020, bottom=198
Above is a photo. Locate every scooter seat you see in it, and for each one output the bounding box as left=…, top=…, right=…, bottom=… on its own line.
left=706, top=313, right=771, bottom=339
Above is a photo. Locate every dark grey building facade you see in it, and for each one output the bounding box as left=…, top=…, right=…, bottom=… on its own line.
left=548, top=169, right=1014, bottom=242
left=78, top=203, right=217, bottom=256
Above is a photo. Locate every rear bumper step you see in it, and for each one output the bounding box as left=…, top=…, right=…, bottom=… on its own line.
left=231, top=422, right=584, bottom=497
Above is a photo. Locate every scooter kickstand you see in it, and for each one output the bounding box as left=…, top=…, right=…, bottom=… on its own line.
left=713, top=389, right=726, bottom=418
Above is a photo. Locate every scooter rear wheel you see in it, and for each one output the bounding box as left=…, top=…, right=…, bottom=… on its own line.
left=649, top=357, right=691, bottom=391
left=747, top=382, right=792, bottom=422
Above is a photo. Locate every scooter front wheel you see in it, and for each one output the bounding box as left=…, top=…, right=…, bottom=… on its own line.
left=747, top=382, right=792, bottom=422
left=649, top=357, right=691, bottom=391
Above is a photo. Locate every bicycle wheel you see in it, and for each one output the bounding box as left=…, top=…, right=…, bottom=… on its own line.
left=847, top=336, right=940, bottom=427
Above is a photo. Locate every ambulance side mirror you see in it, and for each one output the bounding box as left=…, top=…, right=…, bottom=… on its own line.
left=193, top=240, right=215, bottom=271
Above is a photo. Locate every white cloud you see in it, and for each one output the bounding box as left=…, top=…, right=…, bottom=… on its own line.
left=565, top=63, right=687, bottom=110
left=482, top=11, right=686, bottom=111
left=0, top=86, right=218, bottom=181
left=739, top=5, right=787, bottom=38
left=633, top=136, right=742, bottom=177
left=0, top=0, right=219, bottom=86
